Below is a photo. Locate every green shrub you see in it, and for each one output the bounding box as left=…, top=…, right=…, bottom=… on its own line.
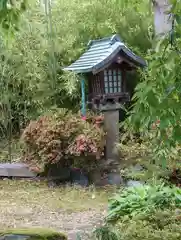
left=94, top=209, right=181, bottom=240
left=94, top=189, right=181, bottom=240
left=118, top=136, right=181, bottom=186
left=114, top=209, right=181, bottom=240
left=93, top=226, right=120, bottom=240
left=106, top=184, right=181, bottom=223
left=21, top=109, right=105, bottom=171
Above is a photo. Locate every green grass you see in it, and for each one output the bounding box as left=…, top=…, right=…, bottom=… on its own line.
left=0, top=141, right=114, bottom=237
left=0, top=228, right=67, bottom=240
left=0, top=180, right=113, bottom=233
left=0, top=180, right=111, bottom=212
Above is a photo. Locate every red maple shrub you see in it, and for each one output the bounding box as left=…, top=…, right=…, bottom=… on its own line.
left=21, top=109, right=105, bottom=171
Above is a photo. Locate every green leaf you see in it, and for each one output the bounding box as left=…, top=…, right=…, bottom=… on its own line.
left=175, top=14, right=181, bottom=24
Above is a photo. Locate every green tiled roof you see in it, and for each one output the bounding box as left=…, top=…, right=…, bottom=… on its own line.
left=63, top=34, right=146, bottom=74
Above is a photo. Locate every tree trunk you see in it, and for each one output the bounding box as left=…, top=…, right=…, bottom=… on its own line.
left=152, top=0, right=172, bottom=37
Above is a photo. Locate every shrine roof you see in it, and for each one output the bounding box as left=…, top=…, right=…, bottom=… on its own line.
left=63, top=34, right=146, bottom=74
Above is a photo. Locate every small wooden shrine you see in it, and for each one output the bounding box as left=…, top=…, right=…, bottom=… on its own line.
left=63, top=34, right=146, bottom=185
left=64, top=34, right=146, bottom=112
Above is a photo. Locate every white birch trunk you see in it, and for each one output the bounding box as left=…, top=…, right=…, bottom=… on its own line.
left=152, top=0, right=172, bottom=36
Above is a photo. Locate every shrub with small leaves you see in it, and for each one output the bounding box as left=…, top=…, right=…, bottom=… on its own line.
left=114, top=209, right=181, bottom=240
left=21, top=109, right=105, bottom=171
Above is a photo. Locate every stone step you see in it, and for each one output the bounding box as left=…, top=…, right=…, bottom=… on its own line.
left=0, top=163, right=36, bottom=178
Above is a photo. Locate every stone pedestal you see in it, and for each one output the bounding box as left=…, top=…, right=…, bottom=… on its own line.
left=104, top=109, right=119, bottom=162
left=102, top=103, right=122, bottom=185
left=89, top=103, right=123, bottom=186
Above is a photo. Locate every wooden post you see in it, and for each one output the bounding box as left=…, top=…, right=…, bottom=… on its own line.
left=81, top=78, right=86, bottom=120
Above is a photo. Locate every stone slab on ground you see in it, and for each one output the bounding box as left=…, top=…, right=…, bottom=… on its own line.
left=126, top=180, right=143, bottom=187
left=0, top=163, right=36, bottom=178
left=89, top=170, right=122, bottom=186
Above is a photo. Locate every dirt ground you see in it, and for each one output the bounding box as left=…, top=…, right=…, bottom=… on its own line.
left=0, top=180, right=114, bottom=239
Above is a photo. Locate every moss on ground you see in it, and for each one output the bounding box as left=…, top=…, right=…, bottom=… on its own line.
left=0, top=228, right=67, bottom=240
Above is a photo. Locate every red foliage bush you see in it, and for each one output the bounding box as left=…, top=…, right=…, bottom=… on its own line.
left=21, top=109, right=105, bottom=170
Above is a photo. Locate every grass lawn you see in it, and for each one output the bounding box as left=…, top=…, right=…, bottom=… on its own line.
left=0, top=180, right=113, bottom=239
